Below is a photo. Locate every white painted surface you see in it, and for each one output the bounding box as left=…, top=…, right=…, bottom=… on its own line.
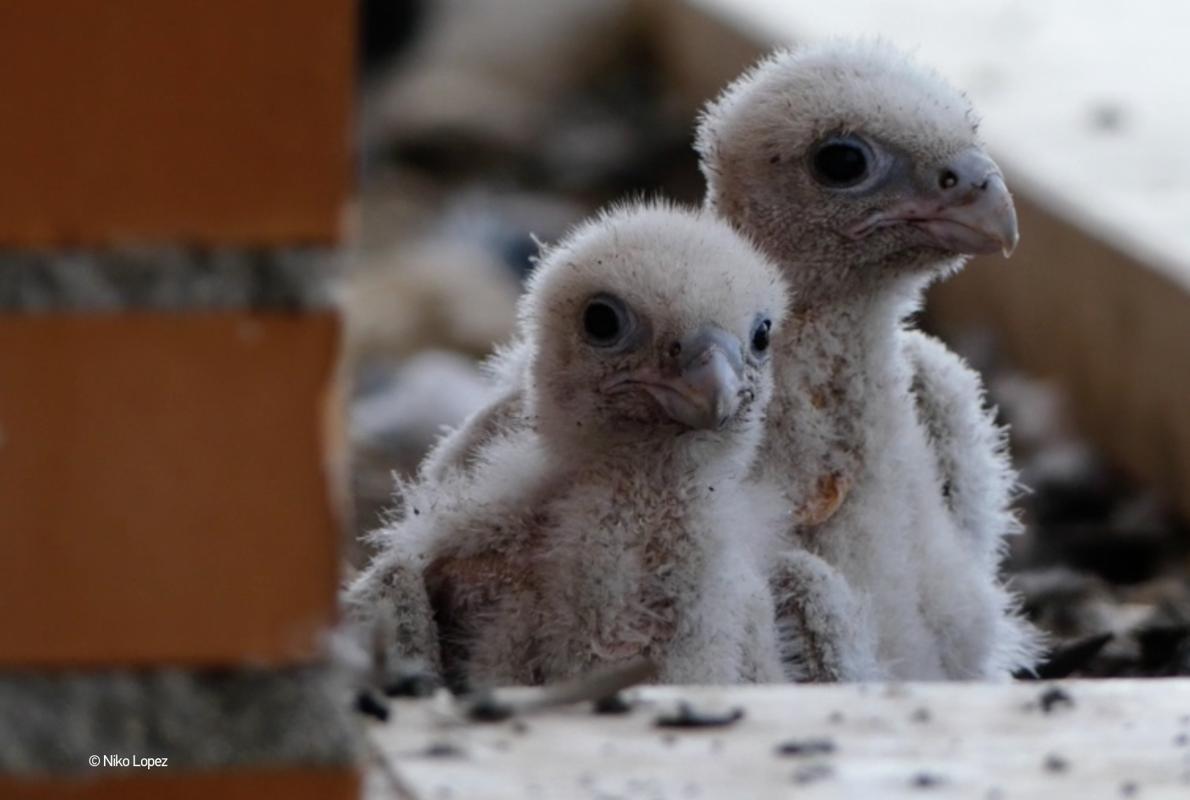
left=691, top=0, right=1190, bottom=290
left=368, top=680, right=1190, bottom=798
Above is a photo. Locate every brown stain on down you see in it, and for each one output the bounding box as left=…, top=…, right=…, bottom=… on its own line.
left=0, top=1, right=354, bottom=245
left=426, top=531, right=547, bottom=685
left=796, top=472, right=852, bottom=527
left=0, top=314, right=342, bottom=667
left=0, top=767, right=359, bottom=800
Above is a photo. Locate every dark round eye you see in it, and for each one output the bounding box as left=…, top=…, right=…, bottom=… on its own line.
left=811, top=138, right=870, bottom=187
left=582, top=296, right=627, bottom=346
left=751, top=318, right=772, bottom=353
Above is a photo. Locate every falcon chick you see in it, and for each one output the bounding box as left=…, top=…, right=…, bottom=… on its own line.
left=348, top=202, right=792, bottom=688
left=695, top=40, right=1039, bottom=679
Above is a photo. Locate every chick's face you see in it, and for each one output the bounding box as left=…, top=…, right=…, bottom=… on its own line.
left=699, top=43, right=1019, bottom=288
left=523, top=208, right=786, bottom=455
left=534, top=284, right=775, bottom=447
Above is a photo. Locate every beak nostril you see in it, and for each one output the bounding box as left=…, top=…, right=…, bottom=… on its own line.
left=939, top=169, right=959, bottom=190
left=978, top=177, right=990, bottom=191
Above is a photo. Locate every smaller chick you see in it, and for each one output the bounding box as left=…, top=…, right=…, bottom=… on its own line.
left=347, top=202, right=793, bottom=688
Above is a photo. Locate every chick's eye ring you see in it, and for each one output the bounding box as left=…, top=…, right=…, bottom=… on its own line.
left=751, top=318, right=772, bottom=353
left=810, top=136, right=872, bottom=188
left=581, top=295, right=631, bottom=347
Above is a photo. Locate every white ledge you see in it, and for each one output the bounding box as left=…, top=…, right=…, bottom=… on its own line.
left=368, top=679, right=1190, bottom=798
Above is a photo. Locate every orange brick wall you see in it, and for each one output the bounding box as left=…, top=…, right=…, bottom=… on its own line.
left=0, top=1, right=354, bottom=245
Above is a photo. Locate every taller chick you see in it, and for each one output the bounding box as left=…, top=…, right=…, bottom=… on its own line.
left=696, top=41, right=1038, bottom=679
left=349, top=202, right=793, bottom=688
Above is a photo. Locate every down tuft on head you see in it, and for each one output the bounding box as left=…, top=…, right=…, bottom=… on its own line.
left=521, top=199, right=786, bottom=342
left=696, top=39, right=979, bottom=191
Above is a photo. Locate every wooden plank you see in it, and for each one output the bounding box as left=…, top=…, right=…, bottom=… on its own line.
left=929, top=187, right=1190, bottom=522
left=0, top=1, right=354, bottom=245
left=0, top=767, right=360, bottom=800
left=0, top=314, right=342, bottom=667
left=646, top=0, right=768, bottom=121
left=368, top=681, right=1190, bottom=798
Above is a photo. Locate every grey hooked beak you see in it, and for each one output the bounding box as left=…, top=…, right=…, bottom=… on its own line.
left=850, top=147, right=1020, bottom=257
left=603, top=326, right=746, bottom=430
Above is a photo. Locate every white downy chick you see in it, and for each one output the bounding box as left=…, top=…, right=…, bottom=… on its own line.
left=695, top=40, right=1039, bottom=679
left=349, top=202, right=793, bottom=688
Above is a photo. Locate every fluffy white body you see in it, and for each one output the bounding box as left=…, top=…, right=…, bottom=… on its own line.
left=757, top=291, right=1026, bottom=678
left=404, top=427, right=789, bottom=686
left=347, top=203, right=793, bottom=688
left=697, top=41, right=1039, bottom=679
